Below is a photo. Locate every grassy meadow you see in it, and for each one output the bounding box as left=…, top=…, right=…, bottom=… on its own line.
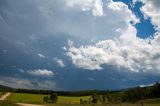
left=7, top=93, right=90, bottom=104
left=0, top=100, right=18, bottom=106
left=57, top=96, right=91, bottom=104
left=0, top=92, right=3, bottom=97
left=5, top=93, right=160, bottom=106
left=7, top=93, right=47, bottom=104
left=46, top=104, right=160, bottom=106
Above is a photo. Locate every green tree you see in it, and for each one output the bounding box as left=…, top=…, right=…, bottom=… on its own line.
left=80, top=99, right=84, bottom=104
left=50, top=93, right=58, bottom=103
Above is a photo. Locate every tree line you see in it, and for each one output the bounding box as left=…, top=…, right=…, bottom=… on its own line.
left=0, top=81, right=160, bottom=104
left=79, top=82, right=160, bottom=104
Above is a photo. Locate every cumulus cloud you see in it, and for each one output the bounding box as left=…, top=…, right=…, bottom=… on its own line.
left=27, top=69, right=55, bottom=77
left=56, top=59, right=65, bottom=68
left=108, top=0, right=139, bottom=25
left=67, top=1, right=160, bottom=74
left=37, top=53, right=45, bottom=58
left=0, top=0, right=140, bottom=43
left=135, top=0, right=160, bottom=30
left=67, top=31, right=160, bottom=73
left=66, top=0, right=104, bottom=16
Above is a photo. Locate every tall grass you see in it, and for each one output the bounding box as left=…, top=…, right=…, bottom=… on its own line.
left=0, top=100, right=18, bottom=106
left=0, top=92, right=3, bottom=97
left=6, top=93, right=160, bottom=106
left=7, top=93, right=48, bottom=104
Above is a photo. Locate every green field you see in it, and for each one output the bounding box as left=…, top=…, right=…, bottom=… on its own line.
left=0, top=92, right=3, bottom=97
left=46, top=103, right=160, bottom=106
left=7, top=93, right=90, bottom=104
left=7, top=93, right=48, bottom=104
left=143, top=98, right=160, bottom=104
left=0, top=100, right=18, bottom=106
left=6, top=93, right=160, bottom=106
left=57, top=96, right=91, bottom=104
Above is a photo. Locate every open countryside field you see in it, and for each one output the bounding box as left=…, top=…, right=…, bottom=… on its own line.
left=0, top=100, right=18, bottom=106
left=143, top=98, right=160, bottom=104
left=6, top=93, right=160, bottom=106
left=7, top=93, right=90, bottom=104
left=46, top=104, right=160, bottom=106
left=7, top=93, right=48, bottom=104
left=57, top=96, right=91, bottom=104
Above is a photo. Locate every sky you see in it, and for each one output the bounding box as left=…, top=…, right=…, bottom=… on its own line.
left=0, top=0, right=160, bottom=91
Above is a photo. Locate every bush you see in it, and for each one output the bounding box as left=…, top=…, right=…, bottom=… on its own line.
left=50, top=93, right=58, bottom=103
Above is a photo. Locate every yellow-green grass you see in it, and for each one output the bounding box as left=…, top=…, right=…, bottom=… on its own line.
left=0, top=92, right=3, bottom=97
left=46, top=103, right=160, bottom=106
left=0, top=100, right=18, bottom=106
left=143, top=98, right=160, bottom=104
left=6, top=93, right=160, bottom=106
left=7, top=93, right=48, bottom=104
left=57, top=96, right=91, bottom=104
left=7, top=93, right=90, bottom=104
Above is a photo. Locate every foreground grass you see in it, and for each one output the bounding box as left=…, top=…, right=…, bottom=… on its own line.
left=0, top=92, right=3, bottom=97
left=143, top=98, right=160, bottom=104
left=0, top=100, right=18, bottom=106
left=57, top=96, right=91, bottom=104
left=7, top=93, right=48, bottom=104
left=7, top=93, right=90, bottom=104
left=6, top=93, right=160, bottom=106
left=46, top=103, right=160, bottom=106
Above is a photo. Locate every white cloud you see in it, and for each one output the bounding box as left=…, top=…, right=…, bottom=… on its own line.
left=27, top=69, right=55, bottom=77
left=67, top=33, right=160, bottom=73
left=88, top=77, right=95, bottom=81
left=62, top=46, right=67, bottom=51
left=37, top=53, right=45, bottom=58
left=139, top=83, right=154, bottom=88
left=66, top=0, right=104, bottom=16
left=18, top=69, right=25, bottom=73
left=67, top=1, right=160, bottom=74
left=0, top=0, right=140, bottom=43
left=137, top=0, right=160, bottom=30
left=56, top=59, right=65, bottom=68
left=108, top=0, right=139, bottom=25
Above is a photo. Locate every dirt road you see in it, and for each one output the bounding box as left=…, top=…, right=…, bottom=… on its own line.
left=16, top=103, right=45, bottom=106
left=0, top=92, right=11, bottom=101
